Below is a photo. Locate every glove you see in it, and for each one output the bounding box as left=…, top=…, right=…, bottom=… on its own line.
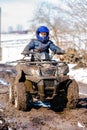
left=54, top=50, right=65, bottom=55
left=60, top=50, right=65, bottom=54
left=21, top=49, right=31, bottom=56
left=21, top=52, right=29, bottom=56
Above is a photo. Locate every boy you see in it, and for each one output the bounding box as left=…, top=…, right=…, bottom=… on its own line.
left=22, top=26, right=65, bottom=60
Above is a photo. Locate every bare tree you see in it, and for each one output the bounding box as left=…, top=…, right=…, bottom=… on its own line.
left=29, top=2, right=70, bottom=46
left=28, top=0, right=87, bottom=50
left=64, top=0, right=87, bottom=50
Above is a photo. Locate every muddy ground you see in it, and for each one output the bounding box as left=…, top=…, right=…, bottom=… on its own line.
left=0, top=64, right=87, bottom=130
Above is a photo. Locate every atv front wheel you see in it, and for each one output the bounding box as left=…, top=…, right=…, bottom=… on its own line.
left=50, top=95, right=66, bottom=112
left=14, top=82, right=33, bottom=111
left=66, top=79, right=79, bottom=109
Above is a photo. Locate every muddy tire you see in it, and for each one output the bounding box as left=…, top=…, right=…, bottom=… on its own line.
left=9, top=85, right=14, bottom=104
left=50, top=95, right=66, bottom=112
left=14, top=82, right=33, bottom=111
left=66, top=79, right=79, bottom=109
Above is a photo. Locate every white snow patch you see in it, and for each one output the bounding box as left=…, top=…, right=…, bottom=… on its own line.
left=78, top=122, right=85, bottom=128
left=68, top=64, right=87, bottom=84
left=0, top=79, right=9, bottom=86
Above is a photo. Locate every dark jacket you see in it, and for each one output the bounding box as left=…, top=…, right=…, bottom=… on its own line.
left=22, top=39, right=64, bottom=55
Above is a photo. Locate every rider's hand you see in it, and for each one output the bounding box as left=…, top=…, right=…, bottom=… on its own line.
left=55, top=50, right=65, bottom=55
left=61, top=50, right=65, bottom=54
left=21, top=52, right=29, bottom=56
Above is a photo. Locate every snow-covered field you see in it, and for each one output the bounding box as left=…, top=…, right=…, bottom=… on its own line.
left=1, top=33, right=34, bottom=62
left=68, top=64, right=87, bottom=84
left=1, top=33, right=34, bottom=41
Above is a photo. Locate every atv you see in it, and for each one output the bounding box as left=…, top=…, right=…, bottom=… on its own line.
left=9, top=51, right=79, bottom=111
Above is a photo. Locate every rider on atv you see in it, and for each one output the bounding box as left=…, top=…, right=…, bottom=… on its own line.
left=22, top=26, right=65, bottom=60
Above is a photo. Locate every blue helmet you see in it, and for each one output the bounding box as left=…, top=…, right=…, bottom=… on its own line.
left=36, top=26, right=49, bottom=43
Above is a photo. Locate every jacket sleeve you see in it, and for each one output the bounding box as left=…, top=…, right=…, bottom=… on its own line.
left=22, top=40, right=35, bottom=55
left=49, top=41, right=65, bottom=55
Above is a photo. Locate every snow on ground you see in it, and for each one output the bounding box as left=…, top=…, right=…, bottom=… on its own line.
left=1, top=33, right=34, bottom=41
left=68, top=64, right=87, bottom=84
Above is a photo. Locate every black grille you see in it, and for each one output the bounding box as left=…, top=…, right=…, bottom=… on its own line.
left=44, top=79, right=54, bottom=87
left=44, top=79, right=55, bottom=97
